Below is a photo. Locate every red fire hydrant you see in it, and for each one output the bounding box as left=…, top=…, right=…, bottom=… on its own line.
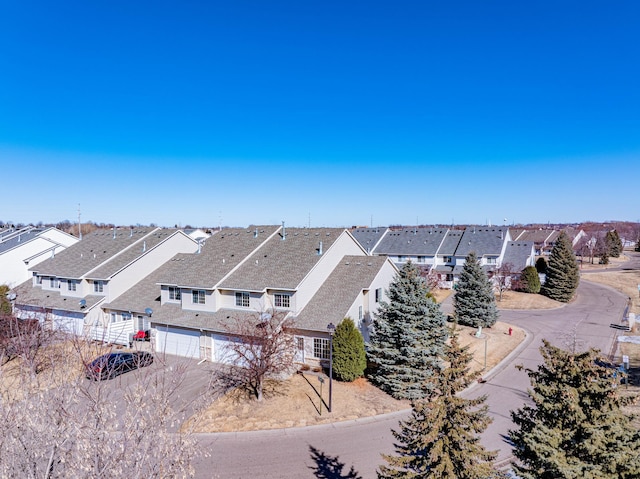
left=508, top=327, right=513, bottom=336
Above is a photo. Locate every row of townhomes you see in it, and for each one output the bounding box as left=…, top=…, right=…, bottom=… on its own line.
left=0, top=226, right=79, bottom=288
left=10, top=225, right=397, bottom=364
left=351, top=225, right=538, bottom=288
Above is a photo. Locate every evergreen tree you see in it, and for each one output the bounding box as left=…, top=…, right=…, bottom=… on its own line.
left=453, top=252, right=498, bottom=328
left=509, top=340, right=640, bottom=479
left=0, top=285, right=12, bottom=315
left=636, top=238, right=640, bottom=252
left=519, top=266, right=541, bottom=294
left=368, top=261, right=448, bottom=400
left=332, top=317, right=367, bottom=382
left=535, top=257, right=547, bottom=274
left=540, top=232, right=579, bottom=303
left=605, top=230, right=622, bottom=258
left=378, top=327, right=506, bottom=479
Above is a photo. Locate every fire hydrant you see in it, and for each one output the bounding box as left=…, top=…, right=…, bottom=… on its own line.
left=508, top=327, right=513, bottom=336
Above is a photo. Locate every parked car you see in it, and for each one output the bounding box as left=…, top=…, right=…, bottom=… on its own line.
left=85, top=351, right=154, bottom=380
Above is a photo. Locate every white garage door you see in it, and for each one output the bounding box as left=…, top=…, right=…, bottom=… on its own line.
left=212, top=334, right=241, bottom=365
left=156, top=326, right=200, bottom=359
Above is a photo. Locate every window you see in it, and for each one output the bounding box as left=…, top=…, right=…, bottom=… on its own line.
left=417, top=256, right=426, bottom=263
left=397, top=255, right=405, bottom=262
left=443, top=256, right=452, bottom=263
left=122, top=312, right=132, bottom=322
left=36, top=275, right=42, bottom=285
left=68, top=280, right=76, bottom=291
left=192, top=290, right=205, bottom=304
left=111, top=313, right=117, bottom=323
left=313, top=338, right=330, bottom=360
left=235, top=291, right=250, bottom=308
left=94, top=281, right=104, bottom=293
left=274, top=293, right=290, bottom=308
left=375, top=288, right=382, bottom=303
left=169, top=287, right=181, bottom=301
left=137, top=315, right=148, bottom=331
left=359, top=306, right=363, bottom=321
left=49, top=277, right=57, bottom=288
left=486, top=257, right=497, bottom=265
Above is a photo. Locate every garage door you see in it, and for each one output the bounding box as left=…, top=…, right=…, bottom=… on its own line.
left=212, top=334, right=241, bottom=365
left=155, top=326, right=200, bottom=359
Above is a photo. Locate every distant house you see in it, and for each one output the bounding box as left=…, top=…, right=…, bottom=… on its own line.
left=0, top=226, right=79, bottom=288
left=104, top=226, right=397, bottom=365
left=12, top=227, right=198, bottom=342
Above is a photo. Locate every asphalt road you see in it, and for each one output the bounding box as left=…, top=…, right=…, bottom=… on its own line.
left=193, top=258, right=633, bottom=478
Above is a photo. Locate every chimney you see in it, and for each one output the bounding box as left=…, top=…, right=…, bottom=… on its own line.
left=281, top=221, right=286, bottom=240
left=142, top=241, right=146, bottom=252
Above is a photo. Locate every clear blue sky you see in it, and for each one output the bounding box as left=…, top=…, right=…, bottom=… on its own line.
left=2, top=1, right=639, bottom=228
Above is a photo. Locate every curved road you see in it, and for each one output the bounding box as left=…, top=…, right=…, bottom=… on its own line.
left=194, top=258, right=634, bottom=478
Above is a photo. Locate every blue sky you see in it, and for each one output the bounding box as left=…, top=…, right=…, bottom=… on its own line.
left=1, top=1, right=639, bottom=228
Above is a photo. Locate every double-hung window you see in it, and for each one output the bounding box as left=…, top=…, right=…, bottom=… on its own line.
left=94, top=281, right=104, bottom=293
left=49, top=277, right=57, bottom=288
left=68, top=280, right=76, bottom=291
left=375, top=288, right=382, bottom=303
left=274, top=293, right=290, bottom=309
left=169, top=287, right=181, bottom=301
left=192, top=290, right=205, bottom=305
left=122, top=312, right=132, bottom=322
left=313, top=338, right=330, bottom=360
left=235, top=292, right=250, bottom=308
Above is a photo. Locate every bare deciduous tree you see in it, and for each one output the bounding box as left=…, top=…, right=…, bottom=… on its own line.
left=0, top=324, right=206, bottom=478
left=220, top=309, right=296, bottom=402
left=492, top=262, right=514, bottom=302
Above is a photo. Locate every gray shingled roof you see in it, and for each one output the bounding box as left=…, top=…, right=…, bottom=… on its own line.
left=219, top=228, right=347, bottom=291
left=294, top=256, right=389, bottom=332
left=30, top=227, right=161, bottom=278
left=455, top=226, right=509, bottom=257
left=502, top=241, right=535, bottom=270
left=438, top=229, right=464, bottom=255
left=12, top=279, right=104, bottom=313
left=374, top=227, right=448, bottom=256
left=154, top=226, right=280, bottom=288
left=516, top=229, right=555, bottom=244
left=0, top=227, right=54, bottom=255
left=349, top=228, right=388, bottom=253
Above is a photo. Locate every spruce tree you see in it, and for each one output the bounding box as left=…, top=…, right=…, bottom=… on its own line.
left=453, top=252, right=498, bottom=328
left=378, top=327, right=505, bottom=479
left=332, top=317, right=367, bottom=382
left=519, top=266, right=541, bottom=294
left=605, top=230, right=622, bottom=258
left=367, top=261, right=448, bottom=400
left=509, top=340, right=640, bottom=479
left=540, top=231, right=579, bottom=302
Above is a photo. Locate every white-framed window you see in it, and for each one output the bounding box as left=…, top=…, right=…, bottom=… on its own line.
left=417, top=256, right=426, bottom=263
left=397, top=255, right=405, bottom=262
left=94, top=281, right=104, bottom=293
left=68, top=279, right=76, bottom=291
left=274, top=293, right=290, bottom=308
left=49, top=277, right=57, bottom=288
left=192, top=290, right=205, bottom=305
left=111, top=313, right=117, bottom=323
left=359, top=306, right=363, bottom=320
left=375, top=288, right=382, bottom=303
left=122, top=312, right=132, bottom=322
left=137, top=315, right=148, bottom=331
left=36, top=275, right=42, bottom=285
left=443, top=256, right=452, bottom=263
left=235, top=292, right=250, bottom=308
left=313, top=338, right=330, bottom=360
left=485, top=257, right=497, bottom=265
left=169, top=287, right=181, bottom=301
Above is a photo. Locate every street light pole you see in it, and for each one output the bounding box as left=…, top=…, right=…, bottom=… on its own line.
left=327, top=322, right=336, bottom=413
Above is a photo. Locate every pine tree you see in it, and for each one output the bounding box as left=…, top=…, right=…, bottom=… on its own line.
left=332, top=317, right=367, bottom=382
left=519, top=266, right=541, bottom=294
left=605, top=230, right=622, bottom=258
left=453, top=252, right=499, bottom=328
left=378, top=327, right=505, bottom=479
left=367, top=261, right=448, bottom=400
left=509, top=340, right=640, bottom=479
left=540, top=232, right=579, bottom=302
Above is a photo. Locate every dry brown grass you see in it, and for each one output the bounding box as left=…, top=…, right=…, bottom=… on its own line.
left=495, top=290, right=562, bottom=310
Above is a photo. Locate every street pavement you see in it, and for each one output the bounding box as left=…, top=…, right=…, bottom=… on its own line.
left=193, top=257, right=634, bottom=478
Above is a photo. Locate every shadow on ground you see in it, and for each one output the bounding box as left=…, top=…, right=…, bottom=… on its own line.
left=308, top=445, right=362, bottom=479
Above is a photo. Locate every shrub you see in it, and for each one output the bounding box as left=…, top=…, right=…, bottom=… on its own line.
left=332, top=317, right=367, bottom=382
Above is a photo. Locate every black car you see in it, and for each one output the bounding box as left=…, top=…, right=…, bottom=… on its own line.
left=85, top=351, right=154, bottom=380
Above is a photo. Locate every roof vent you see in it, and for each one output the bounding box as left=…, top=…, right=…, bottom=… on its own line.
left=143, top=241, right=146, bottom=252
left=281, top=221, right=286, bottom=240
left=254, top=228, right=258, bottom=238
left=317, top=241, right=323, bottom=255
